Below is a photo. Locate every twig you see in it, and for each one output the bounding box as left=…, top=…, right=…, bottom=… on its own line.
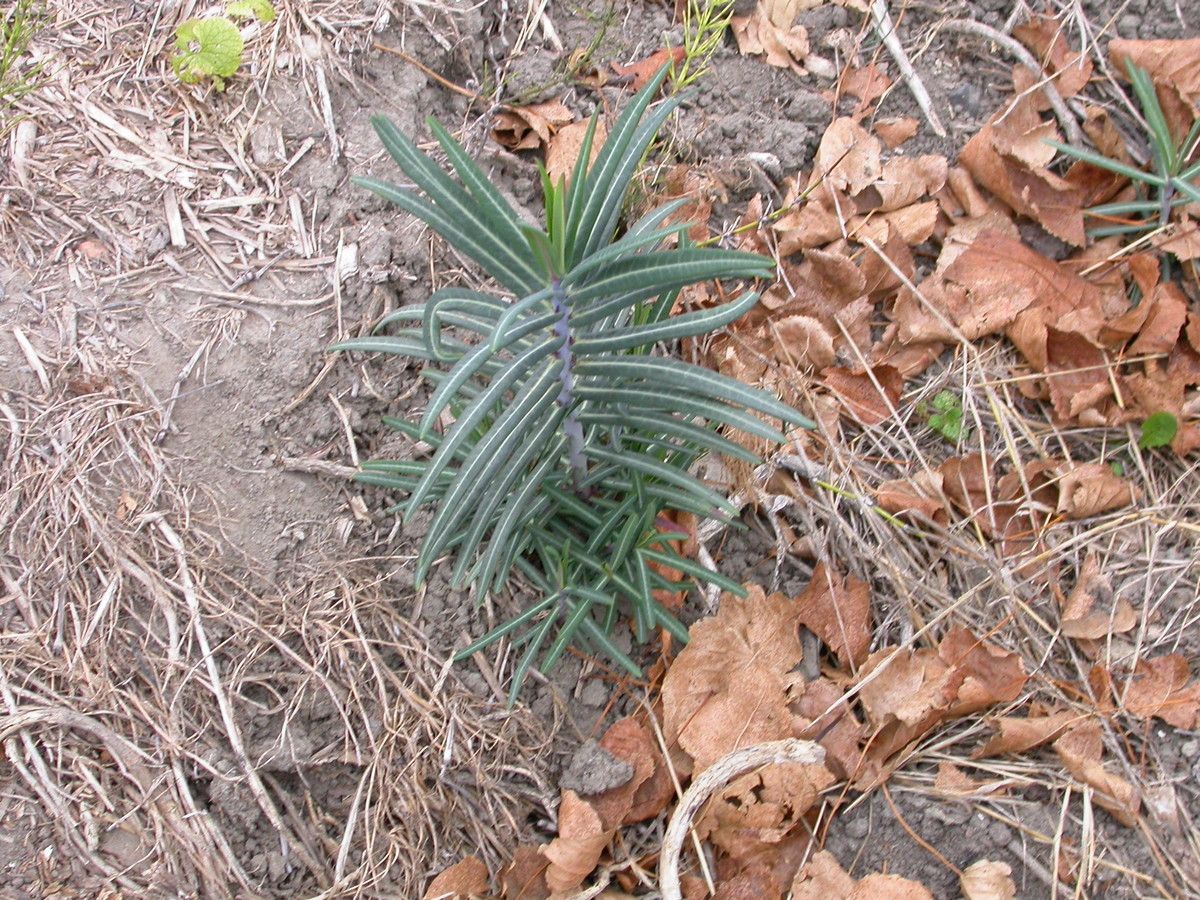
left=870, top=0, right=946, bottom=137
left=940, top=18, right=1085, bottom=146
left=659, top=739, right=825, bottom=900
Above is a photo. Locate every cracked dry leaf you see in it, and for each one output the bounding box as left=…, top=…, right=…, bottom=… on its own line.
left=663, top=584, right=804, bottom=774
left=960, top=859, right=1017, bottom=900
left=792, top=562, right=871, bottom=669
left=1053, top=720, right=1141, bottom=827
left=1117, top=655, right=1200, bottom=730
left=697, top=761, right=835, bottom=862
left=791, top=851, right=934, bottom=899
left=424, top=856, right=488, bottom=899
left=541, top=791, right=614, bottom=893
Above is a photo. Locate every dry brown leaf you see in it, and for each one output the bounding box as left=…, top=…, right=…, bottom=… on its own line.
left=424, top=856, right=488, bottom=900
left=934, top=762, right=993, bottom=796
left=1151, top=216, right=1200, bottom=260
left=503, top=846, right=550, bottom=900
left=541, top=791, right=614, bottom=893
left=874, top=117, right=919, bottom=148
left=589, top=717, right=658, bottom=827
left=697, top=762, right=835, bottom=862
left=663, top=584, right=804, bottom=773
left=792, top=562, right=871, bottom=668
left=1053, top=720, right=1141, bottom=827
left=790, top=677, right=863, bottom=779
left=1055, top=461, right=1137, bottom=519
left=1118, top=655, right=1200, bottom=730
left=841, top=63, right=891, bottom=118
left=874, top=468, right=947, bottom=525
left=815, top=118, right=882, bottom=196
left=772, top=315, right=837, bottom=371
left=938, top=628, right=1028, bottom=717
left=959, top=99, right=1086, bottom=245
left=791, top=851, right=935, bottom=900
left=610, top=47, right=684, bottom=91
left=491, top=101, right=573, bottom=152
left=1011, top=14, right=1093, bottom=100
left=821, top=365, right=903, bottom=427
left=711, top=864, right=784, bottom=900
left=960, top=859, right=1016, bottom=900
left=970, top=710, right=1078, bottom=759
left=1060, top=554, right=1137, bottom=640
left=732, top=6, right=811, bottom=74
left=546, top=117, right=607, bottom=184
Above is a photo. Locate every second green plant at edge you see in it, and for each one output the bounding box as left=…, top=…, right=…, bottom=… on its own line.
left=333, top=65, right=813, bottom=701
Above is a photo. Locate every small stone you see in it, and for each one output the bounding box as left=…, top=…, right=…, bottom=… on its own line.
left=559, top=739, right=633, bottom=796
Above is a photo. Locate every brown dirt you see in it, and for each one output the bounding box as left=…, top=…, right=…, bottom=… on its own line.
left=2, top=0, right=1198, bottom=898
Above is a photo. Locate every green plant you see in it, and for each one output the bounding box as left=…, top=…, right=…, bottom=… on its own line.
left=1, top=0, right=46, bottom=123
left=334, top=65, right=812, bottom=700
left=172, top=0, right=275, bottom=90
left=921, top=390, right=968, bottom=444
left=1137, top=410, right=1177, bottom=450
left=1050, top=60, right=1200, bottom=252
left=668, top=0, right=735, bottom=93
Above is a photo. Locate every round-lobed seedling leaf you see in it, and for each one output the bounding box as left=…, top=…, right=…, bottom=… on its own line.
left=172, top=17, right=244, bottom=88
left=1138, top=411, right=1178, bottom=450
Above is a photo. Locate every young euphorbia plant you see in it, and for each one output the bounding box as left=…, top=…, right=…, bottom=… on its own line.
left=334, top=65, right=813, bottom=700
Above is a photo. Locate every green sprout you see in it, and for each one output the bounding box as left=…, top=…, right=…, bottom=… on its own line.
left=668, top=0, right=735, bottom=93
left=1137, top=411, right=1178, bottom=450
left=1, top=0, right=47, bottom=130
left=922, top=390, right=968, bottom=444
left=333, top=65, right=812, bottom=700
left=171, top=0, right=274, bottom=90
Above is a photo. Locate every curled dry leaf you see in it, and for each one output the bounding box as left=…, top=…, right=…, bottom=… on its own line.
left=663, top=584, right=805, bottom=774
left=424, top=856, right=489, bottom=900
left=731, top=3, right=811, bottom=74
left=541, top=791, right=615, bottom=893
left=1054, top=461, right=1138, bottom=519
left=492, top=101, right=574, bottom=152
left=960, top=859, right=1017, bottom=900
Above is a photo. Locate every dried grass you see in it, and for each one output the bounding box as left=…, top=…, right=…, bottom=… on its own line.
left=0, top=336, right=554, bottom=898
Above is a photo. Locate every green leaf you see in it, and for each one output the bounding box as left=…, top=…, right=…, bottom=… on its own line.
left=225, top=0, right=275, bottom=22
left=1138, top=411, right=1178, bottom=449
left=172, top=17, right=244, bottom=87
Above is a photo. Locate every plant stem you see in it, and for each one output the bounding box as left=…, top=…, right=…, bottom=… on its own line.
left=551, top=278, right=587, bottom=491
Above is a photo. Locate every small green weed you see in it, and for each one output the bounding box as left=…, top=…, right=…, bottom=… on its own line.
left=1, top=0, right=46, bottom=127
left=172, top=0, right=275, bottom=90
left=334, top=66, right=811, bottom=700
left=921, top=390, right=968, bottom=444
left=1137, top=411, right=1178, bottom=450
left=669, top=0, right=735, bottom=93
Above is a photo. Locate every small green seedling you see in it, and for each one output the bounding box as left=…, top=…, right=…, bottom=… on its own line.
left=1050, top=61, right=1200, bottom=258
left=923, top=390, right=968, bottom=444
left=1, top=0, right=46, bottom=126
left=172, top=0, right=274, bottom=90
left=1137, top=411, right=1178, bottom=450
left=669, top=0, right=735, bottom=93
